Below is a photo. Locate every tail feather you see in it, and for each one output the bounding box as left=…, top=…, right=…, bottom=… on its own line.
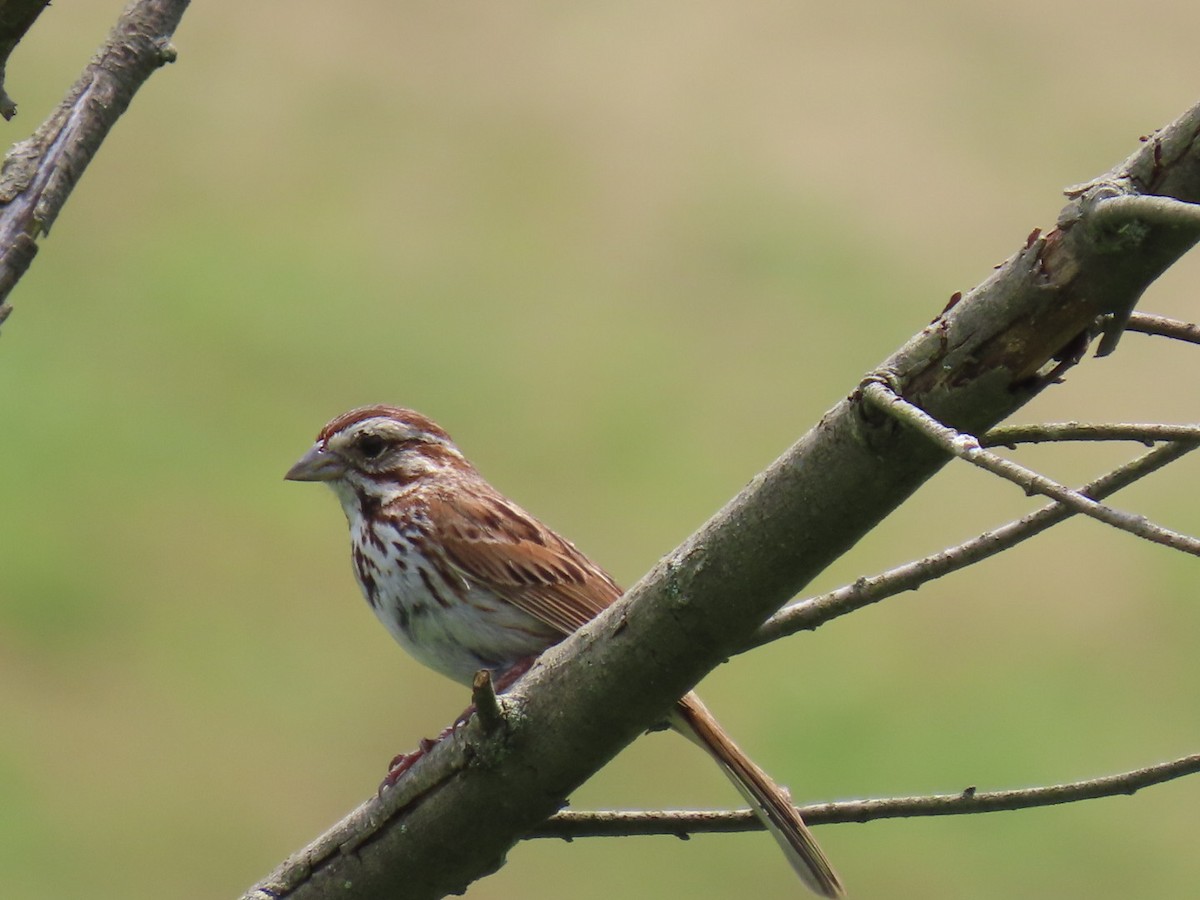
left=671, top=692, right=845, bottom=898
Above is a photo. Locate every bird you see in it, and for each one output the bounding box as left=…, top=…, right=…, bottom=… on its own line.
left=286, top=404, right=844, bottom=897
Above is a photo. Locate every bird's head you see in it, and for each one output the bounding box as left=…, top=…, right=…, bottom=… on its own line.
left=286, top=405, right=471, bottom=514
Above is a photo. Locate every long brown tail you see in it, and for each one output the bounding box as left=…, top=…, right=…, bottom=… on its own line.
left=670, top=692, right=845, bottom=897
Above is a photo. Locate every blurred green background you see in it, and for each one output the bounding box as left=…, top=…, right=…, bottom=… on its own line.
left=1, top=2, right=1198, bottom=898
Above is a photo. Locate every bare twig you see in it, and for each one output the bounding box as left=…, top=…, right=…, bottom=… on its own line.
left=752, top=438, right=1198, bottom=647
left=1127, top=312, right=1200, bottom=345
left=1072, top=190, right=1200, bottom=355
left=984, top=422, right=1200, bottom=446
left=530, top=753, right=1200, bottom=838
left=471, top=669, right=504, bottom=734
left=0, top=0, right=191, bottom=321
left=1091, top=194, right=1200, bottom=230
left=862, top=378, right=1200, bottom=557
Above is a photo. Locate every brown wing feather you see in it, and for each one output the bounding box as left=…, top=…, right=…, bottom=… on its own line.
left=426, top=484, right=622, bottom=637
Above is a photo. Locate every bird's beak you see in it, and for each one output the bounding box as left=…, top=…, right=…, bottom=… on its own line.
left=285, top=443, right=345, bottom=482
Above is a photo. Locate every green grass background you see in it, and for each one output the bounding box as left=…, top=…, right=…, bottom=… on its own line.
left=1, top=2, right=1199, bottom=898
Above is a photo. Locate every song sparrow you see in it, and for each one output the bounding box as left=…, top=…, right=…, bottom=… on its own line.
left=286, top=405, right=844, bottom=897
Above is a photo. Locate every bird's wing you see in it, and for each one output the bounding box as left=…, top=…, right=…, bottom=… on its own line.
left=426, top=485, right=622, bottom=637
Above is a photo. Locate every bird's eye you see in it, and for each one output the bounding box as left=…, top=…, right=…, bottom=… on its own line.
left=356, top=434, right=389, bottom=460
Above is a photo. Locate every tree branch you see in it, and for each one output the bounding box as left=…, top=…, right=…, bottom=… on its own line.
left=751, top=437, right=1198, bottom=649
left=862, top=378, right=1200, bottom=556
left=530, top=752, right=1200, bottom=838
left=1127, top=311, right=1200, bottom=344
left=244, top=99, right=1200, bottom=900
left=984, top=422, right=1200, bottom=445
left=0, top=0, right=52, bottom=120
left=0, top=0, right=191, bottom=324
left=1091, top=193, right=1200, bottom=230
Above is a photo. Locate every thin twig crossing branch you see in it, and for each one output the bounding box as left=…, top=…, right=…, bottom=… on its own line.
left=862, top=378, right=1200, bottom=557
left=530, top=753, right=1200, bottom=838
left=752, top=438, right=1199, bottom=648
